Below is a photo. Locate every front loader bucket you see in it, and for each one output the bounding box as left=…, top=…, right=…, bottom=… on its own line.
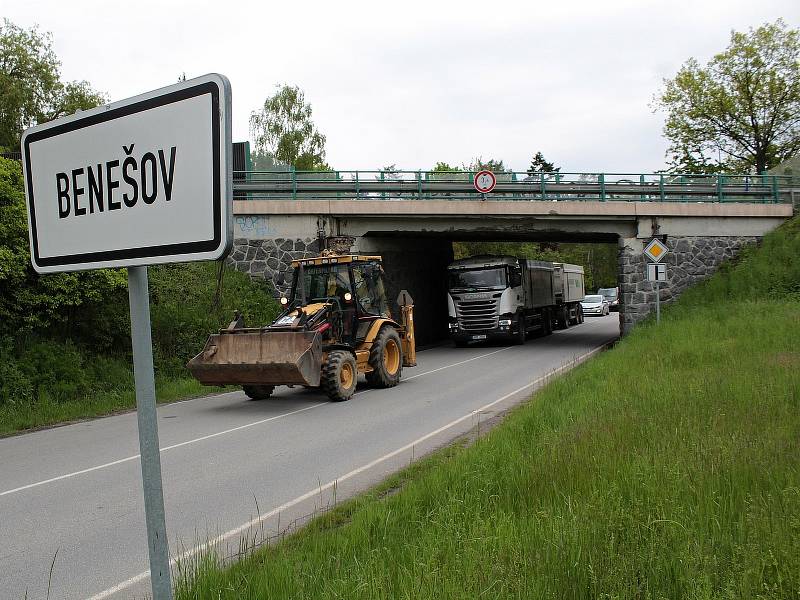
left=187, top=330, right=323, bottom=387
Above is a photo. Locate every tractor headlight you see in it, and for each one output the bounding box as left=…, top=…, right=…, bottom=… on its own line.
left=280, top=297, right=289, bottom=306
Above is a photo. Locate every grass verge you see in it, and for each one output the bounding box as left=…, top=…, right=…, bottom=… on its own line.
left=175, top=221, right=800, bottom=598
left=0, top=374, right=230, bottom=437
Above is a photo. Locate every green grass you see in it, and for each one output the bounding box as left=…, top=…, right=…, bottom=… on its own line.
left=175, top=219, right=800, bottom=599
left=0, top=372, right=230, bottom=436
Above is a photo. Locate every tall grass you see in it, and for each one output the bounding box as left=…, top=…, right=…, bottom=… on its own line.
left=176, top=218, right=800, bottom=599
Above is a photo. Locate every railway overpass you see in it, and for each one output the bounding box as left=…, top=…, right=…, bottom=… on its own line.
left=227, top=170, right=794, bottom=339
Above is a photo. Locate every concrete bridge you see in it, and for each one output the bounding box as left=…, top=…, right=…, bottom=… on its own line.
left=226, top=170, right=793, bottom=342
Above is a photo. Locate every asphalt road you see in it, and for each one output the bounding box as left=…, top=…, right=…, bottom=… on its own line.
left=0, top=315, right=619, bottom=599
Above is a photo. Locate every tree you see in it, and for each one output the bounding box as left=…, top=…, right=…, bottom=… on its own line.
left=431, top=161, right=457, bottom=172
left=249, top=84, right=329, bottom=170
left=0, top=19, right=106, bottom=151
left=655, top=19, right=800, bottom=174
left=464, top=157, right=509, bottom=173
left=527, top=152, right=560, bottom=176
left=0, top=157, right=127, bottom=337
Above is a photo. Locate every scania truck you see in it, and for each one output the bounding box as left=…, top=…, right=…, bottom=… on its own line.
left=447, top=255, right=585, bottom=345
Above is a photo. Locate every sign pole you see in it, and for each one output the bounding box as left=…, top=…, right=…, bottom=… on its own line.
left=655, top=280, right=661, bottom=324
left=128, top=266, right=173, bottom=600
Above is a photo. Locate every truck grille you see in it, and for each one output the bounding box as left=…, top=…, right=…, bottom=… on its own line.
left=456, top=298, right=499, bottom=331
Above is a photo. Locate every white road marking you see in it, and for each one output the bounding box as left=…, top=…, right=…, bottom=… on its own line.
left=0, top=347, right=512, bottom=498
left=86, top=343, right=608, bottom=600
left=0, top=404, right=322, bottom=498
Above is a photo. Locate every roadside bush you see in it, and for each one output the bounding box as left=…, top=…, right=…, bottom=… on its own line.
left=16, top=339, right=92, bottom=401
left=0, top=157, right=128, bottom=337
left=149, top=262, right=279, bottom=373
left=0, top=337, right=32, bottom=406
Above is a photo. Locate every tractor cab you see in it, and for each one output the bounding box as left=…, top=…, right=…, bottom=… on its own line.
left=280, top=255, right=391, bottom=345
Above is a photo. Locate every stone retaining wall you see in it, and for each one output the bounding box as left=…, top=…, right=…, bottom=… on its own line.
left=226, top=237, right=321, bottom=297
left=619, top=235, right=757, bottom=333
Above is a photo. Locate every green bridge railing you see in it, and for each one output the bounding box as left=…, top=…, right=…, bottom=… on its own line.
left=232, top=170, right=795, bottom=204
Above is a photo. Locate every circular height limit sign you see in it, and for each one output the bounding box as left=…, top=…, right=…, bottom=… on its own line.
left=474, top=170, right=496, bottom=194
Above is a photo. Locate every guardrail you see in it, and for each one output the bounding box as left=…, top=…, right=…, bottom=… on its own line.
left=232, top=170, right=793, bottom=203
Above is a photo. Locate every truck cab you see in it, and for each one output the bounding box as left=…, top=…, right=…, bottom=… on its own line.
left=447, top=255, right=556, bottom=345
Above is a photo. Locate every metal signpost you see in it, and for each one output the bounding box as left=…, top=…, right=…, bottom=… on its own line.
left=643, top=238, right=669, bottom=324
left=21, top=74, right=232, bottom=600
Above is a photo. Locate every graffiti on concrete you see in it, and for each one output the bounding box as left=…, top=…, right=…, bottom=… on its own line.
left=235, top=215, right=279, bottom=238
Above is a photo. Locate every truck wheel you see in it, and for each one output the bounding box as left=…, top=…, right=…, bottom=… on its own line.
left=243, top=385, right=275, bottom=400
left=512, top=314, right=526, bottom=345
left=366, top=327, right=403, bottom=388
left=542, top=309, right=553, bottom=336
left=578, top=306, right=585, bottom=324
left=560, top=306, right=570, bottom=329
left=322, top=350, right=358, bottom=402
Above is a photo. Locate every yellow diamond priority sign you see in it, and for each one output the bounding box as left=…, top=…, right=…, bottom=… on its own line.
left=644, top=238, right=669, bottom=263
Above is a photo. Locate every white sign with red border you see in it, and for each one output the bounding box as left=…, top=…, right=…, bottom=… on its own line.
left=474, top=170, right=496, bottom=194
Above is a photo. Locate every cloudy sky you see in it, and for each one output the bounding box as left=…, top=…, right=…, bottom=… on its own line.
left=6, top=0, right=799, bottom=173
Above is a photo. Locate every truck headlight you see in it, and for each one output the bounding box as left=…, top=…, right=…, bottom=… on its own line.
left=498, top=319, right=511, bottom=326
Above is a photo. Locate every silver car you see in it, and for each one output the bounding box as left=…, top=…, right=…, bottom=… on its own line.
left=580, top=294, right=609, bottom=316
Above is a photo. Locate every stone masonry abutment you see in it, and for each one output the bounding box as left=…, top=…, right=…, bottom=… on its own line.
left=618, top=235, right=758, bottom=334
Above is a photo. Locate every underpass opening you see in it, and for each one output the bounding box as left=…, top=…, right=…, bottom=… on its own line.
left=354, top=231, right=623, bottom=346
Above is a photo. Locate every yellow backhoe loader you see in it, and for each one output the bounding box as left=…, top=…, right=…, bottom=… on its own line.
left=187, top=254, right=416, bottom=402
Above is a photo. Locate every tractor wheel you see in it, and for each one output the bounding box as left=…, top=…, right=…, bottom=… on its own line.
left=366, top=326, right=403, bottom=388
left=322, top=350, right=358, bottom=402
left=243, top=385, right=275, bottom=400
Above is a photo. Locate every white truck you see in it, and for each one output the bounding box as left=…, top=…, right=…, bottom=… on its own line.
left=446, top=255, right=585, bottom=345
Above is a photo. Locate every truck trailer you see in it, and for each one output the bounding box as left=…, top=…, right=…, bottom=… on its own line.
left=553, top=262, right=586, bottom=328
left=446, top=255, right=585, bottom=345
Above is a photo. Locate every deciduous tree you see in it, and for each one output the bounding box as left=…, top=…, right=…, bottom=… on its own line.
left=250, top=85, right=329, bottom=170
left=655, top=19, right=800, bottom=174
left=0, top=157, right=127, bottom=336
left=0, top=19, right=105, bottom=151
left=465, top=157, right=509, bottom=173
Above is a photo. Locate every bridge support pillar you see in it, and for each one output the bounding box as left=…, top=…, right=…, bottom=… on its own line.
left=618, top=234, right=758, bottom=334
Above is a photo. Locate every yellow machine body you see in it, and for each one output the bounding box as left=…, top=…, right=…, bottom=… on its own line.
left=186, top=254, right=416, bottom=393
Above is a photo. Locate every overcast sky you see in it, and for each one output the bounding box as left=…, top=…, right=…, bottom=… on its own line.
left=5, top=0, right=799, bottom=173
